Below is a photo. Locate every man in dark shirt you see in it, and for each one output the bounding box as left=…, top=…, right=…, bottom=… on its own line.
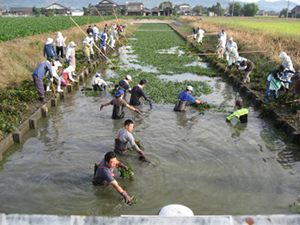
left=130, top=79, right=152, bottom=107
left=92, top=151, right=133, bottom=204
left=100, top=89, right=142, bottom=119
left=87, top=25, right=93, bottom=35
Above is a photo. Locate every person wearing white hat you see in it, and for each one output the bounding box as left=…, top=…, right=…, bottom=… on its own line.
left=196, top=27, right=205, bottom=45
left=55, top=32, right=67, bottom=58
left=225, top=37, right=239, bottom=67
left=92, top=24, right=99, bottom=42
left=236, top=57, right=255, bottom=83
left=158, top=204, right=194, bottom=216
left=86, top=32, right=95, bottom=60
left=82, top=35, right=93, bottom=63
left=279, top=51, right=295, bottom=90
left=65, top=41, right=77, bottom=69
left=174, top=86, right=203, bottom=112
left=46, top=60, right=64, bottom=93
left=43, top=37, right=58, bottom=60
left=115, top=75, right=132, bottom=100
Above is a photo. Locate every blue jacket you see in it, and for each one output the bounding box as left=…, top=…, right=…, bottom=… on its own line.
left=32, top=61, right=53, bottom=79
left=43, top=43, right=57, bottom=58
left=177, top=90, right=196, bottom=103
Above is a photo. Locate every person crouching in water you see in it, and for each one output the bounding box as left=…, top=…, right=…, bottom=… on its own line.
left=174, top=86, right=203, bottom=112
left=92, top=151, right=133, bottom=205
left=226, top=100, right=249, bottom=123
left=100, top=89, right=142, bottom=119
left=114, top=119, right=145, bottom=159
left=92, top=73, right=107, bottom=91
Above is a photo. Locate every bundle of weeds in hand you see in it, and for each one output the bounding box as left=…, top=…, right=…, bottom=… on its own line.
left=117, top=166, right=135, bottom=181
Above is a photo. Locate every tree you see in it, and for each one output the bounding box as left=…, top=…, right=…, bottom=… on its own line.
left=228, top=2, right=242, bottom=16
left=279, top=8, right=288, bottom=18
left=207, top=2, right=224, bottom=16
left=32, top=6, right=41, bottom=16
left=243, top=3, right=259, bottom=16
left=159, top=1, right=173, bottom=9
left=41, top=7, right=46, bottom=15
left=193, top=5, right=204, bottom=15
left=83, top=7, right=88, bottom=16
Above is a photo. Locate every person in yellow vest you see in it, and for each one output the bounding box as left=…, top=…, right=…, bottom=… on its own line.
left=226, top=100, right=249, bottom=123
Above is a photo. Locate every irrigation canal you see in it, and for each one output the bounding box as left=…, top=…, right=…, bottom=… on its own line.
left=0, top=24, right=300, bottom=218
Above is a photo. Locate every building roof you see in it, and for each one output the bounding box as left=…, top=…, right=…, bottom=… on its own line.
left=126, top=2, right=144, bottom=6
left=291, top=5, right=300, bottom=12
left=10, top=7, right=32, bottom=12
left=45, top=3, right=70, bottom=10
left=96, top=0, right=118, bottom=6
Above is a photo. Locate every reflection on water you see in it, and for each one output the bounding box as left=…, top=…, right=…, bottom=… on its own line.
left=0, top=31, right=300, bottom=218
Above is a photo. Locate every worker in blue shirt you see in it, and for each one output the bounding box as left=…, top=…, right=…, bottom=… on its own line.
left=32, top=59, right=54, bottom=103
left=174, top=86, right=203, bottom=112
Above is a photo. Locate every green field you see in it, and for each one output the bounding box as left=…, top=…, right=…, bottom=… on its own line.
left=0, top=16, right=116, bottom=42
left=204, top=17, right=300, bottom=39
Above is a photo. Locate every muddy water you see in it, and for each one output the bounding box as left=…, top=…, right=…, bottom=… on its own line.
left=1, top=49, right=300, bottom=217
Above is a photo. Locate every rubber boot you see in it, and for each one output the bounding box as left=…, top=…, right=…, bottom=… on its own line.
left=91, top=54, right=95, bottom=60
left=40, top=96, right=49, bottom=103
left=46, top=86, right=51, bottom=92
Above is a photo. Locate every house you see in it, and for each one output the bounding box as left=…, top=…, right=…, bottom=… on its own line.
left=151, top=7, right=160, bottom=16
left=291, top=5, right=300, bottom=17
left=208, top=11, right=215, bottom=16
left=45, top=2, right=71, bottom=14
left=160, top=2, right=173, bottom=16
left=72, top=9, right=84, bottom=16
left=126, top=2, right=144, bottom=16
left=256, top=10, right=268, bottom=16
left=0, top=7, right=4, bottom=16
left=176, top=4, right=191, bottom=15
left=94, top=0, right=119, bottom=15
left=9, top=7, right=32, bottom=15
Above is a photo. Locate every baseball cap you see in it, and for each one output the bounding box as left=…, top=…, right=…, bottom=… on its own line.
left=115, top=89, right=124, bottom=97
left=187, top=85, right=194, bottom=93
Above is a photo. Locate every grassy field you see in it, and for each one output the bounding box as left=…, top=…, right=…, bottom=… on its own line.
left=0, top=16, right=116, bottom=42
left=203, top=17, right=300, bottom=39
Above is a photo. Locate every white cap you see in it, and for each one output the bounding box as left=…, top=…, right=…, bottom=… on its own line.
left=229, top=37, right=233, bottom=41
left=187, top=85, right=194, bottom=93
left=46, top=38, right=53, bottom=44
left=125, top=75, right=132, bottom=80
left=89, top=32, right=93, bottom=36
left=158, top=204, right=194, bottom=216
left=279, top=52, right=287, bottom=59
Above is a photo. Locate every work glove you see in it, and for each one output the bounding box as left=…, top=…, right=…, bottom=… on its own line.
left=139, top=150, right=145, bottom=159
left=230, top=51, right=235, bottom=54
left=134, top=109, right=142, bottom=116
left=49, top=78, right=53, bottom=82
left=293, top=92, right=296, bottom=97
left=92, top=43, right=95, bottom=46
left=103, top=85, right=107, bottom=90
left=66, top=58, right=69, bottom=63
left=121, top=191, right=133, bottom=205
left=89, top=41, right=92, bottom=44
left=117, top=162, right=128, bottom=171
left=226, top=60, right=229, bottom=65
left=100, top=104, right=104, bottom=111
left=285, top=80, right=292, bottom=84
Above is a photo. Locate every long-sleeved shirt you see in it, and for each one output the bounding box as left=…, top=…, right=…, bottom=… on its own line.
left=43, top=43, right=57, bottom=58
left=225, top=41, right=238, bottom=52
left=92, top=77, right=107, bottom=86
left=32, top=61, right=53, bottom=79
